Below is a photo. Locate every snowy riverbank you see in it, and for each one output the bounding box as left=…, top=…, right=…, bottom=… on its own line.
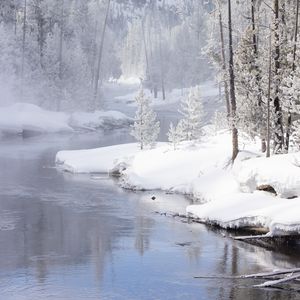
left=55, top=129, right=300, bottom=236
left=0, top=103, right=132, bottom=137
left=114, top=80, right=218, bottom=108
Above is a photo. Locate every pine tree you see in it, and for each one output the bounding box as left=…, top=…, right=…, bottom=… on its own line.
left=167, top=120, right=185, bottom=150
left=131, top=89, right=160, bottom=150
left=179, top=86, right=203, bottom=141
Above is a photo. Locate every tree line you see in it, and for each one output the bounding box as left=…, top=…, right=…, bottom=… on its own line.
left=208, top=0, right=300, bottom=159
left=0, top=0, right=213, bottom=111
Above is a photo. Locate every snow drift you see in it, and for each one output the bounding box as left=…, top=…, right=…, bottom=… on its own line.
left=0, top=103, right=72, bottom=135
left=55, top=129, right=300, bottom=236
left=0, top=103, right=132, bottom=136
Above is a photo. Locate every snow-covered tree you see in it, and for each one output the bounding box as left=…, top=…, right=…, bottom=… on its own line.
left=167, top=120, right=185, bottom=150
left=131, top=89, right=160, bottom=150
left=282, top=39, right=300, bottom=150
left=179, top=86, right=203, bottom=141
left=212, top=110, right=228, bottom=133
left=235, top=27, right=265, bottom=142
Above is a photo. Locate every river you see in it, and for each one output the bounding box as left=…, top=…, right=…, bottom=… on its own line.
left=0, top=128, right=300, bottom=300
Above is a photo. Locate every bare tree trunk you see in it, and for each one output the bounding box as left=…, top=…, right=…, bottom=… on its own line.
left=158, top=29, right=166, bottom=100
left=38, top=14, right=44, bottom=68
left=141, top=19, right=150, bottom=83
left=33, top=0, right=45, bottom=70
left=228, top=0, right=239, bottom=162
left=91, top=19, right=98, bottom=89
left=57, top=0, right=64, bottom=111
left=251, top=0, right=266, bottom=152
left=93, top=0, right=111, bottom=111
left=21, top=0, right=27, bottom=100
left=273, top=0, right=284, bottom=153
left=266, top=29, right=272, bottom=158
left=218, top=7, right=230, bottom=119
left=14, top=1, right=17, bottom=35
left=285, top=0, right=299, bottom=152
left=147, top=19, right=155, bottom=94
left=154, top=86, right=158, bottom=98
left=58, top=0, right=64, bottom=82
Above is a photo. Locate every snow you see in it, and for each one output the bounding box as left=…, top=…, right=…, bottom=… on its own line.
left=69, top=110, right=132, bottom=131
left=56, top=143, right=142, bottom=173
left=0, top=103, right=72, bottom=135
left=114, top=88, right=184, bottom=107
left=116, top=76, right=141, bottom=85
left=55, top=128, right=300, bottom=236
left=187, top=193, right=300, bottom=236
left=114, top=81, right=218, bottom=108
left=0, top=103, right=132, bottom=136
left=234, top=152, right=300, bottom=198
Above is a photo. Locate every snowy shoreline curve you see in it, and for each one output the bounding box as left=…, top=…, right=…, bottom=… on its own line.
left=55, top=130, right=300, bottom=237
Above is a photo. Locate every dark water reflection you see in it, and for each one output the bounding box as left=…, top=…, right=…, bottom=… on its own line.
left=0, top=132, right=300, bottom=300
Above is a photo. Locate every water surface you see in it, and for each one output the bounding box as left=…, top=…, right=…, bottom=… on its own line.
left=0, top=131, right=300, bottom=300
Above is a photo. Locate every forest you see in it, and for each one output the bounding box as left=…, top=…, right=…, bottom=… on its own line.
left=1, top=0, right=300, bottom=159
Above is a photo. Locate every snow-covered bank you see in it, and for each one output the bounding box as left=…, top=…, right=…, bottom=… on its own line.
left=114, top=81, right=219, bottom=107
left=69, top=111, right=132, bottom=131
left=56, top=143, right=141, bottom=173
left=55, top=129, right=300, bottom=236
left=0, top=103, right=132, bottom=137
left=0, top=103, right=72, bottom=136
left=234, top=153, right=300, bottom=198
left=186, top=192, right=300, bottom=236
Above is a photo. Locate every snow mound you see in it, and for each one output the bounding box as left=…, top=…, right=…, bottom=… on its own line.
left=234, top=153, right=300, bottom=198
left=0, top=103, right=132, bottom=137
left=0, top=103, right=72, bottom=135
left=69, top=111, right=133, bottom=131
left=56, top=143, right=142, bottom=173
left=117, top=76, right=141, bottom=85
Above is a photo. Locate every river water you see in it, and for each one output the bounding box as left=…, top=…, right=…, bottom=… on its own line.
left=0, top=129, right=300, bottom=300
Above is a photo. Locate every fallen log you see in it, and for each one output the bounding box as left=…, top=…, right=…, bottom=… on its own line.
left=194, top=268, right=300, bottom=280
left=233, top=234, right=269, bottom=240
left=241, top=268, right=300, bottom=279
left=254, top=273, right=300, bottom=288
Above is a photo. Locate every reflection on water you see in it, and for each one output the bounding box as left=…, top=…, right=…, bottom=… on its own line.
left=0, top=132, right=300, bottom=300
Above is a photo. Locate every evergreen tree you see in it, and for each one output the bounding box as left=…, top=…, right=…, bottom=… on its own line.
left=167, top=120, right=185, bottom=150
left=179, top=86, right=203, bottom=141
left=131, top=89, right=160, bottom=150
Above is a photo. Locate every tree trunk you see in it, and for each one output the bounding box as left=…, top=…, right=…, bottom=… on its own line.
left=14, top=1, right=17, bottom=35
left=273, top=0, right=284, bottom=153
left=251, top=0, right=266, bottom=152
left=141, top=19, right=150, bottom=83
left=228, top=0, right=239, bottom=162
left=21, top=0, right=27, bottom=99
left=57, top=0, right=64, bottom=111
left=154, top=86, right=158, bottom=98
left=91, top=19, right=99, bottom=89
left=93, top=0, right=111, bottom=111
left=266, top=29, right=272, bottom=158
left=285, top=0, right=299, bottom=152
left=218, top=8, right=230, bottom=120
left=158, top=29, right=166, bottom=100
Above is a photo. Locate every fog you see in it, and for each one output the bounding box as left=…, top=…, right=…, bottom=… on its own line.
left=0, top=0, right=213, bottom=112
